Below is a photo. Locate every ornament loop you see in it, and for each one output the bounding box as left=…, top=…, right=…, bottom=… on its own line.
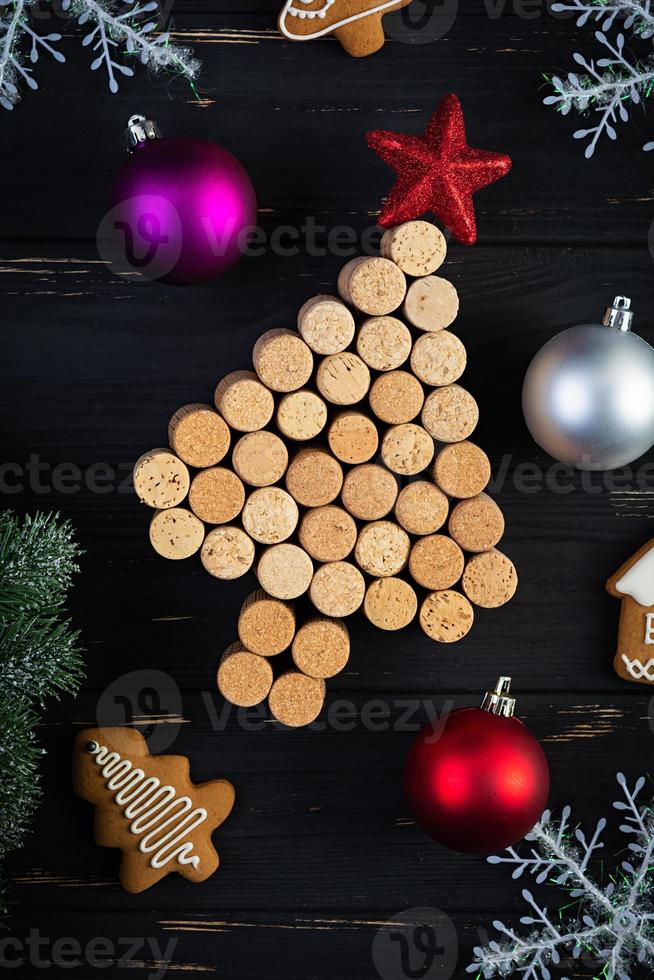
left=125, top=114, right=161, bottom=153
left=602, top=295, right=633, bottom=332
left=481, top=676, right=516, bottom=717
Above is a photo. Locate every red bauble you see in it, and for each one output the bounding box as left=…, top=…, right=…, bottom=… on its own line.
left=405, top=679, right=549, bottom=854
left=366, top=93, right=511, bottom=245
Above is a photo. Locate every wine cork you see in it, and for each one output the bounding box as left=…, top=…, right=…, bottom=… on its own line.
left=432, top=441, right=491, bottom=499
left=298, top=505, right=357, bottom=562
left=327, top=411, right=378, bottom=465
left=380, top=220, right=447, bottom=277
left=341, top=464, right=398, bottom=521
left=217, top=641, right=274, bottom=708
left=338, top=256, right=407, bottom=316
left=381, top=424, right=435, bottom=476
left=411, top=331, right=467, bottom=387
left=297, top=295, right=355, bottom=355
left=404, top=276, right=459, bottom=332
left=277, top=390, right=327, bottom=442
left=214, top=370, right=274, bottom=432
left=257, top=543, right=314, bottom=600
left=421, top=385, right=479, bottom=443
left=292, top=617, right=350, bottom=678
left=168, top=404, right=230, bottom=469
left=419, top=590, right=474, bottom=643
left=354, top=521, right=410, bottom=578
left=316, top=352, right=371, bottom=406
left=364, top=577, right=418, bottom=631
left=309, top=561, right=365, bottom=617
left=395, top=481, right=448, bottom=536
left=268, top=671, right=325, bottom=728
left=461, top=549, right=518, bottom=608
left=252, top=328, right=314, bottom=393
left=133, top=449, right=190, bottom=510
left=201, top=526, right=255, bottom=580
left=448, top=493, right=505, bottom=553
left=241, top=487, right=299, bottom=544
left=285, top=448, right=343, bottom=508
left=408, top=534, right=465, bottom=590
left=188, top=467, right=245, bottom=525
left=149, top=507, right=205, bottom=560
left=238, top=588, right=296, bottom=656
left=369, top=371, right=425, bottom=425
left=232, top=431, right=289, bottom=487
left=356, top=316, right=412, bottom=372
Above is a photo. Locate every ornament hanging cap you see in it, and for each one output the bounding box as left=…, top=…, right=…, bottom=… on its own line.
left=125, top=114, right=161, bottom=153
left=480, top=676, right=515, bottom=717
left=602, top=295, right=633, bottom=333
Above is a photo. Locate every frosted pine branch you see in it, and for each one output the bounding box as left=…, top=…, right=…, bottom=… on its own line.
left=469, top=772, right=654, bottom=980
left=551, top=0, right=654, bottom=37
left=544, top=30, right=654, bottom=157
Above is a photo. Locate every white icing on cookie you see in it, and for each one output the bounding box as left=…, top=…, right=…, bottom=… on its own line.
left=615, top=545, right=654, bottom=606
left=621, top=654, right=654, bottom=683
left=88, top=741, right=207, bottom=870
left=279, top=0, right=402, bottom=40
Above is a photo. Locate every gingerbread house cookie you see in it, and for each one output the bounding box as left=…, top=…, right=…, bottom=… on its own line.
left=606, top=538, right=654, bottom=685
left=277, top=0, right=414, bottom=57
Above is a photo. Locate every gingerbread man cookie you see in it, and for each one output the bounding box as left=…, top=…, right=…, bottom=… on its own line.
left=73, top=727, right=235, bottom=893
left=278, top=0, right=414, bottom=57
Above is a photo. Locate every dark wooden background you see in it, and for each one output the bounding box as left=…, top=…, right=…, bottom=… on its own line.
left=3, top=1, right=654, bottom=977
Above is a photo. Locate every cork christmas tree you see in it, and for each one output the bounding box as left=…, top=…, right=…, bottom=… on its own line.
left=133, top=220, right=517, bottom=727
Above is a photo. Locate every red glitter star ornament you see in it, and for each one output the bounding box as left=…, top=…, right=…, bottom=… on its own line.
left=366, top=94, right=512, bottom=245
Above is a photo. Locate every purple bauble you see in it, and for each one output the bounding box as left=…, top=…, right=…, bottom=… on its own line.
left=109, top=118, right=256, bottom=286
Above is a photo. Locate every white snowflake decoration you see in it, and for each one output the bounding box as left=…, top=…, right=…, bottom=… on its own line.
left=544, top=0, right=654, bottom=156
left=0, top=0, right=200, bottom=111
left=468, top=772, right=654, bottom=980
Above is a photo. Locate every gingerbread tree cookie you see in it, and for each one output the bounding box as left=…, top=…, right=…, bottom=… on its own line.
left=607, top=538, right=654, bottom=685
left=277, top=0, right=414, bottom=57
left=73, top=728, right=235, bottom=893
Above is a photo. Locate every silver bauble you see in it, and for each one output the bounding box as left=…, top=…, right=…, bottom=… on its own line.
left=522, top=296, right=654, bottom=471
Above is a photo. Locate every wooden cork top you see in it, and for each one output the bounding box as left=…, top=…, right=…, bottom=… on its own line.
left=328, top=411, right=379, bottom=465
left=432, top=441, right=491, bottom=499
left=232, top=431, right=289, bottom=487
left=298, top=505, right=357, bottom=562
left=268, top=671, right=325, bottom=728
left=461, top=549, right=518, bottom=608
left=238, top=588, right=296, bottom=656
left=316, top=352, right=371, bottom=406
left=241, top=486, right=299, bottom=544
left=341, top=463, right=398, bottom=521
left=253, top=329, right=314, bottom=393
left=285, top=448, right=344, bottom=508
left=411, top=331, right=467, bottom=387
left=214, top=370, right=275, bottom=432
left=277, top=390, right=328, bottom=442
left=395, top=481, right=449, bottom=536
left=419, top=589, right=474, bottom=643
left=188, top=466, right=246, bottom=525
left=297, top=295, right=355, bottom=355
left=448, top=493, right=505, bottom=553
left=257, top=543, right=314, bottom=600
left=356, top=316, right=412, bottom=372
left=168, top=403, right=231, bottom=469
left=218, top=641, right=274, bottom=708
left=408, top=533, right=465, bottom=590
left=421, top=385, right=479, bottom=443
left=292, top=617, right=350, bottom=679
left=309, top=561, right=366, bottom=618
left=149, top=507, right=205, bottom=561
left=369, top=370, right=425, bottom=425
left=381, top=424, right=435, bottom=476
left=364, top=577, right=418, bottom=631
left=133, top=449, right=190, bottom=510
left=354, top=521, right=411, bottom=578
left=404, top=276, right=459, bottom=332
left=380, top=221, right=447, bottom=277
left=201, top=526, right=255, bottom=580
left=338, top=256, right=407, bottom=316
